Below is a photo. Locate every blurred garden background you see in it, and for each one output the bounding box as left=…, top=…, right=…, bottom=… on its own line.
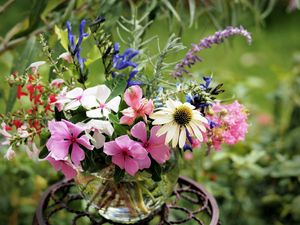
left=0, top=0, right=300, bottom=224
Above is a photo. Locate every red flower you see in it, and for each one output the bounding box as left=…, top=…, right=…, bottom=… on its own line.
left=12, top=119, right=23, bottom=128
left=17, top=86, right=27, bottom=99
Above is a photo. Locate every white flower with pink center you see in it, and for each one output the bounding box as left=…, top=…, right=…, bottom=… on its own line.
left=81, top=85, right=121, bottom=118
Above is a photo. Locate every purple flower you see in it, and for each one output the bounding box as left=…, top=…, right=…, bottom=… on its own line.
left=113, top=43, right=139, bottom=70
left=66, top=19, right=89, bottom=71
left=46, top=119, right=93, bottom=166
left=172, top=26, right=252, bottom=77
left=112, top=43, right=141, bottom=88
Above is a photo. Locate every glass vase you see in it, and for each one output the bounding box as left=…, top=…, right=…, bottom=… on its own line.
left=75, top=150, right=179, bottom=224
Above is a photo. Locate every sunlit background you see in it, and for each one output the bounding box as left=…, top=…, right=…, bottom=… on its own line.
left=0, top=1, right=300, bottom=224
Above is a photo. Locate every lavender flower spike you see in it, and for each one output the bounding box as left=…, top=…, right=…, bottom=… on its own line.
left=172, top=26, right=252, bottom=78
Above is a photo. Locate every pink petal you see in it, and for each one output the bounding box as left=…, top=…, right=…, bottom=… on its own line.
left=147, top=145, right=170, bottom=164
left=48, top=120, right=70, bottom=138
left=71, top=143, right=85, bottom=165
left=46, top=139, right=70, bottom=160
left=104, top=141, right=121, bottom=155
left=77, top=135, right=93, bottom=150
left=120, top=115, right=135, bottom=125
left=61, top=163, right=77, bottom=180
left=115, top=135, right=135, bottom=150
left=143, top=99, right=154, bottom=115
left=112, top=154, right=125, bottom=169
left=136, top=156, right=151, bottom=170
left=124, top=86, right=142, bottom=109
left=129, top=144, right=148, bottom=160
left=131, top=121, right=147, bottom=143
left=124, top=156, right=139, bottom=176
left=62, top=120, right=84, bottom=138
left=46, top=156, right=62, bottom=171
left=149, top=126, right=166, bottom=144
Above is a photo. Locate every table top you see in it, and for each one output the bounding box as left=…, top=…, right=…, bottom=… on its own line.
left=33, top=176, right=220, bottom=225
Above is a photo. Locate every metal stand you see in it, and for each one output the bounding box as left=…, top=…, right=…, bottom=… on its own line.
left=33, top=176, right=220, bottom=225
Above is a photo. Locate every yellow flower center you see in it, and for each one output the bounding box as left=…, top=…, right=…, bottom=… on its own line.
left=173, top=105, right=193, bottom=126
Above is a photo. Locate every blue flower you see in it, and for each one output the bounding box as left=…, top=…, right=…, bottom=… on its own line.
left=208, top=119, right=218, bottom=129
left=126, top=69, right=142, bottom=88
left=113, top=43, right=139, bottom=70
left=66, top=19, right=88, bottom=70
left=200, top=76, right=212, bottom=90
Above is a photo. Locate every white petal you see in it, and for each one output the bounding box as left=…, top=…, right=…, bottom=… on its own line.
left=102, top=108, right=110, bottom=118
left=193, top=120, right=206, bottom=132
left=193, top=112, right=208, bottom=124
left=179, top=126, right=186, bottom=148
left=81, top=95, right=99, bottom=109
left=157, top=123, right=173, bottom=136
left=86, top=108, right=103, bottom=118
left=66, top=87, right=83, bottom=99
left=92, top=132, right=105, bottom=149
left=166, top=99, right=180, bottom=109
left=190, top=121, right=203, bottom=141
left=86, top=119, right=114, bottom=136
left=106, top=96, right=121, bottom=113
left=152, top=116, right=174, bottom=125
left=28, top=61, right=46, bottom=69
left=172, top=125, right=180, bottom=148
left=64, top=100, right=81, bottom=111
left=94, top=85, right=111, bottom=102
left=165, top=122, right=177, bottom=143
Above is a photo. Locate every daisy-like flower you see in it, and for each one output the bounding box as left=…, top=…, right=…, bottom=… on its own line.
left=150, top=99, right=208, bottom=148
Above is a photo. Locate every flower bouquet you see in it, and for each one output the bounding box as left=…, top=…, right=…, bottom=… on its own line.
left=0, top=16, right=251, bottom=223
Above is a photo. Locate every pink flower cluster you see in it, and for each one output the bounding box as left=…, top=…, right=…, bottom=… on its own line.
left=206, top=101, right=248, bottom=150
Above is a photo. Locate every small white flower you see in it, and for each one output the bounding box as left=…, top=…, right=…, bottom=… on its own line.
left=50, top=78, right=64, bottom=87
left=82, top=85, right=121, bottom=118
left=58, top=52, right=72, bottom=63
left=4, top=146, right=16, bottom=160
left=150, top=99, right=208, bottom=148
left=79, top=119, right=114, bottom=149
left=27, top=61, right=46, bottom=73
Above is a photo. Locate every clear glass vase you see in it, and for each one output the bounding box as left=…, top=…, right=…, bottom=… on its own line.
left=75, top=150, right=179, bottom=224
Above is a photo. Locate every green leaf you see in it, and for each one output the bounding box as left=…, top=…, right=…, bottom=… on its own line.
left=114, top=166, right=125, bottom=183
left=161, top=0, right=182, bottom=23
left=188, top=0, right=196, bottom=27
left=6, top=37, right=37, bottom=113
left=106, top=76, right=127, bottom=101
left=149, top=160, right=162, bottom=182
left=54, top=25, right=69, bottom=51
left=39, top=146, right=49, bottom=159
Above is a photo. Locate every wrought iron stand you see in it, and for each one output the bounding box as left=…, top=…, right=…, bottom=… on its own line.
left=33, top=176, right=220, bottom=225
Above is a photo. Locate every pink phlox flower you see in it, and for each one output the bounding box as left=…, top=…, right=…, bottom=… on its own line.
left=81, top=85, right=121, bottom=118
left=120, top=85, right=154, bottom=125
left=131, top=121, right=170, bottom=164
left=46, top=155, right=77, bottom=180
left=206, top=101, right=248, bottom=150
left=103, top=135, right=151, bottom=176
left=46, top=119, right=93, bottom=166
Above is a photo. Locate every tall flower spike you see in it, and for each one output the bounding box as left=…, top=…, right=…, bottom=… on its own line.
left=172, top=26, right=252, bottom=77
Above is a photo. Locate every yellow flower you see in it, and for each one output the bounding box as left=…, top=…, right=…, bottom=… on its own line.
left=150, top=100, right=208, bottom=148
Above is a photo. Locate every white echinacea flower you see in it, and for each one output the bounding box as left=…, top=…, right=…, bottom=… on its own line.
left=82, top=85, right=121, bottom=118
left=150, top=99, right=208, bottom=148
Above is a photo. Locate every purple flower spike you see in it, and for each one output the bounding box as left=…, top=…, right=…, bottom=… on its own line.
left=172, top=26, right=252, bottom=78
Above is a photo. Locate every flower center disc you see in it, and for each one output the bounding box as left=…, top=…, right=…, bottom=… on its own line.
left=173, top=105, right=193, bottom=126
